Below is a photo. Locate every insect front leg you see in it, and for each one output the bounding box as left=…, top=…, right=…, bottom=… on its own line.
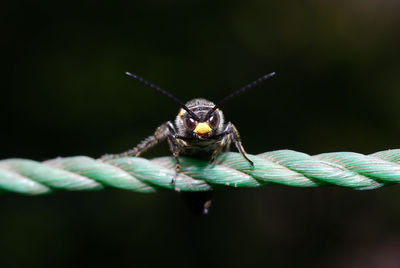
left=101, top=121, right=172, bottom=159
left=209, top=134, right=230, bottom=164
left=217, top=122, right=254, bottom=166
left=166, top=124, right=188, bottom=185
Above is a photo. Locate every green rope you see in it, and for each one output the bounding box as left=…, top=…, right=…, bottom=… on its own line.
left=1, top=149, right=400, bottom=195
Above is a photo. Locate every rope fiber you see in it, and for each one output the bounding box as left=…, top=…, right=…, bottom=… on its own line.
left=1, top=149, right=400, bottom=195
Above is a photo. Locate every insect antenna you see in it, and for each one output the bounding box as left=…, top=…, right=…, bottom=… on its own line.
left=205, top=72, right=276, bottom=120
left=125, top=72, right=200, bottom=121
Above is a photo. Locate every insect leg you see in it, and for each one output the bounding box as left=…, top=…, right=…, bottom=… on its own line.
left=225, top=122, right=254, bottom=166
left=165, top=124, right=185, bottom=185
left=101, top=121, right=172, bottom=159
left=209, top=134, right=229, bottom=164
left=166, top=136, right=181, bottom=185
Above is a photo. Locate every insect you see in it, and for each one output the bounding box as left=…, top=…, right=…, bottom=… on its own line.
left=102, top=71, right=275, bottom=184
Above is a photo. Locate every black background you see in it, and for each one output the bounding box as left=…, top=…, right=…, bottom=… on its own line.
left=2, top=1, right=400, bottom=267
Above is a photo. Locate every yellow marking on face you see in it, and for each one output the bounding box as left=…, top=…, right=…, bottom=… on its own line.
left=194, top=122, right=212, bottom=135
left=178, top=109, right=186, bottom=117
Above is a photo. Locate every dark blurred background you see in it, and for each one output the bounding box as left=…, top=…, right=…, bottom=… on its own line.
left=2, top=0, right=400, bottom=267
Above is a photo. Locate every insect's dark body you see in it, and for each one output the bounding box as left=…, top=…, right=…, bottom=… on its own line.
left=105, top=98, right=245, bottom=215
left=112, top=97, right=250, bottom=171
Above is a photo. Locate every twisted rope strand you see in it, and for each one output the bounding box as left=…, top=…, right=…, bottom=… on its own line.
left=1, top=149, right=400, bottom=195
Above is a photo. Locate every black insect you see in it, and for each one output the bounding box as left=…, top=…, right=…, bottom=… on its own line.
left=102, top=71, right=275, bottom=213
left=103, top=71, right=275, bottom=170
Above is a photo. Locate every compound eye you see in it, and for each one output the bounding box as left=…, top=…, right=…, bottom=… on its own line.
left=208, top=114, right=219, bottom=129
left=184, top=117, right=197, bottom=130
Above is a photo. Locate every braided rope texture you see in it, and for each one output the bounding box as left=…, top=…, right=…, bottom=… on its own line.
left=1, top=149, right=400, bottom=195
